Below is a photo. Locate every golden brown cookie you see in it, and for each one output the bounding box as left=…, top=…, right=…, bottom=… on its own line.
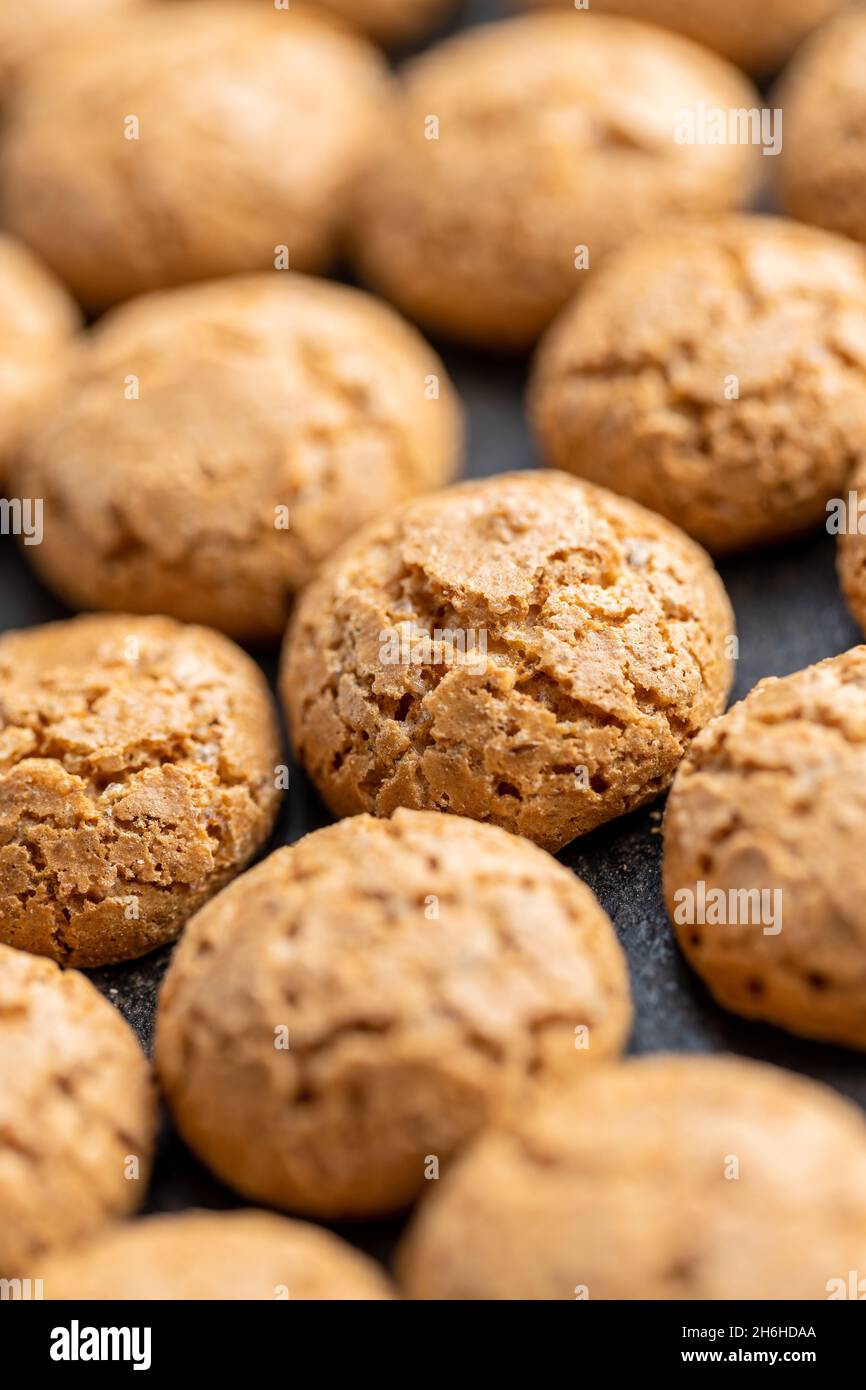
left=0, top=3, right=388, bottom=306
left=0, top=233, right=79, bottom=476
left=0, top=0, right=144, bottom=96
left=40, top=1209, right=394, bottom=1300
left=316, top=0, right=455, bottom=45
left=838, top=460, right=866, bottom=634
left=663, top=648, right=866, bottom=1049
left=155, top=810, right=632, bottom=1218
left=0, top=944, right=155, bottom=1276
left=281, top=472, right=734, bottom=852
left=12, top=274, right=462, bottom=640
left=399, top=1054, right=866, bottom=1300
left=519, top=0, right=848, bottom=75
left=0, top=614, right=281, bottom=968
left=530, top=216, right=866, bottom=554
left=355, top=11, right=760, bottom=348
left=777, top=8, right=866, bottom=246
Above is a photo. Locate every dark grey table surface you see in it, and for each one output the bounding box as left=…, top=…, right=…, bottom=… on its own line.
left=1, top=0, right=863, bottom=1268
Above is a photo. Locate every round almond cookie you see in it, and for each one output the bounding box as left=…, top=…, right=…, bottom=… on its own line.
left=399, top=1054, right=866, bottom=1300
left=0, top=944, right=155, bottom=1276
left=0, top=233, right=79, bottom=475
left=315, top=0, right=455, bottom=46
left=12, top=275, right=462, bottom=640
left=0, top=613, right=281, bottom=968
left=354, top=11, right=761, bottom=349
left=0, top=3, right=388, bottom=307
left=518, top=0, right=848, bottom=76
left=40, top=1210, right=394, bottom=1300
left=777, top=7, right=866, bottom=247
left=530, top=216, right=866, bottom=554
left=155, top=810, right=632, bottom=1218
left=663, top=648, right=866, bottom=1049
left=280, top=472, right=735, bottom=852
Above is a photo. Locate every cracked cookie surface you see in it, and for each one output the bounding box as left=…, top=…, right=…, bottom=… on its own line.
left=40, top=1209, right=394, bottom=1300
left=0, top=613, right=281, bottom=967
left=0, top=944, right=155, bottom=1275
left=12, top=274, right=462, bottom=639
left=530, top=216, right=866, bottom=553
left=155, top=809, right=632, bottom=1218
left=399, top=1054, right=866, bottom=1299
left=281, top=472, right=734, bottom=852
left=663, top=647, right=866, bottom=1048
left=0, top=2, right=389, bottom=306
left=520, top=0, right=847, bottom=75
left=355, top=11, right=760, bottom=348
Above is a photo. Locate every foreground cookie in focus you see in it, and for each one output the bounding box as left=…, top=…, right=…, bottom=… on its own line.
left=281, top=472, right=734, bottom=852
left=0, top=614, right=281, bottom=966
left=663, top=648, right=866, bottom=1048
left=399, top=1055, right=866, bottom=1299
left=0, top=3, right=388, bottom=306
left=519, top=0, right=848, bottom=75
left=156, top=810, right=632, bottom=1218
left=0, top=945, right=155, bottom=1275
left=0, top=233, right=79, bottom=475
left=40, top=1209, right=394, bottom=1300
left=355, top=11, right=760, bottom=348
left=13, top=275, right=461, bottom=639
left=530, top=216, right=866, bottom=554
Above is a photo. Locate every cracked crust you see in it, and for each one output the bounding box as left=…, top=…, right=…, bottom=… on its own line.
left=0, top=613, right=281, bottom=967
left=280, top=472, right=734, bottom=852
left=12, top=274, right=462, bottom=640
left=530, top=216, right=866, bottom=554
left=155, top=809, right=632, bottom=1218
left=0, top=2, right=389, bottom=307
left=354, top=11, right=760, bottom=349
left=317, top=0, right=456, bottom=45
left=39, top=1209, right=394, bottom=1300
left=777, top=8, right=866, bottom=248
left=0, top=233, right=79, bottom=476
left=399, top=1054, right=866, bottom=1299
left=0, top=944, right=155, bottom=1276
left=519, top=0, right=847, bottom=74
left=663, top=648, right=866, bottom=1048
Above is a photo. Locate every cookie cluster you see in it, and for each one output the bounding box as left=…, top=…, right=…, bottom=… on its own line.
left=1, top=0, right=866, bottom=1302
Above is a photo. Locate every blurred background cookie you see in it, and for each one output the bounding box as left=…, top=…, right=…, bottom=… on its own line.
left=314, top=0, right=457, bottom=46
left=0, top=614, right=281, bottom=967
left=664, top=648, right=866, bottom=1049
left=777, top=6, right=866, bottom=246
left=355, top=11, right=761, bottom=348
left=530, top=216, right=866, bottom=554
left=281, top=472, right=734, bottom=851
left=0, top=2, right=389, bottom=306
left=40, top=1209, right=394, bottom=1299
left=517, top=0, right=849, bottom=75
left=0, top=0, right=143, bottom=97
left=12, top=275, right=462, bottom=640
left=0, top=233, right=79, bottom=478
left=0, top=945, right=154, bottom=1275
left=399, top=1054, right=866, bottom=1299
left=156, top=811, right=631, bottom=1217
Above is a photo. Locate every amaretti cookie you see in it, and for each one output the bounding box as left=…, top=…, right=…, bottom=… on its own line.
left=838, top=461, right=866, bottom=635
left=155, top=810, right=632, bottom=1218
left=40, top=1210, right=394, bottom=1300
left=281, top=472, right=734, bottom=852
left=520, top=0, right=847, bottom=75
left=530, top=217, right=866, bottom=554
left=355, top=11, right=760, bottom=348
left=0, top=233, right=79, bottom=474
left=0, top=614, right=281, bottom=967
left=12, top=275, right=462, bottom=640
left=399, top=1054, right=866, bottom=1300
left=777, top=8, right=866, bottom=246
left=0, top=3, right=388, bottom=306
left=0, top=945, right=155, bottom=1275
left=317, top=0, right=455, bottom=46
left=663, top=648, right=866, bottom=1049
